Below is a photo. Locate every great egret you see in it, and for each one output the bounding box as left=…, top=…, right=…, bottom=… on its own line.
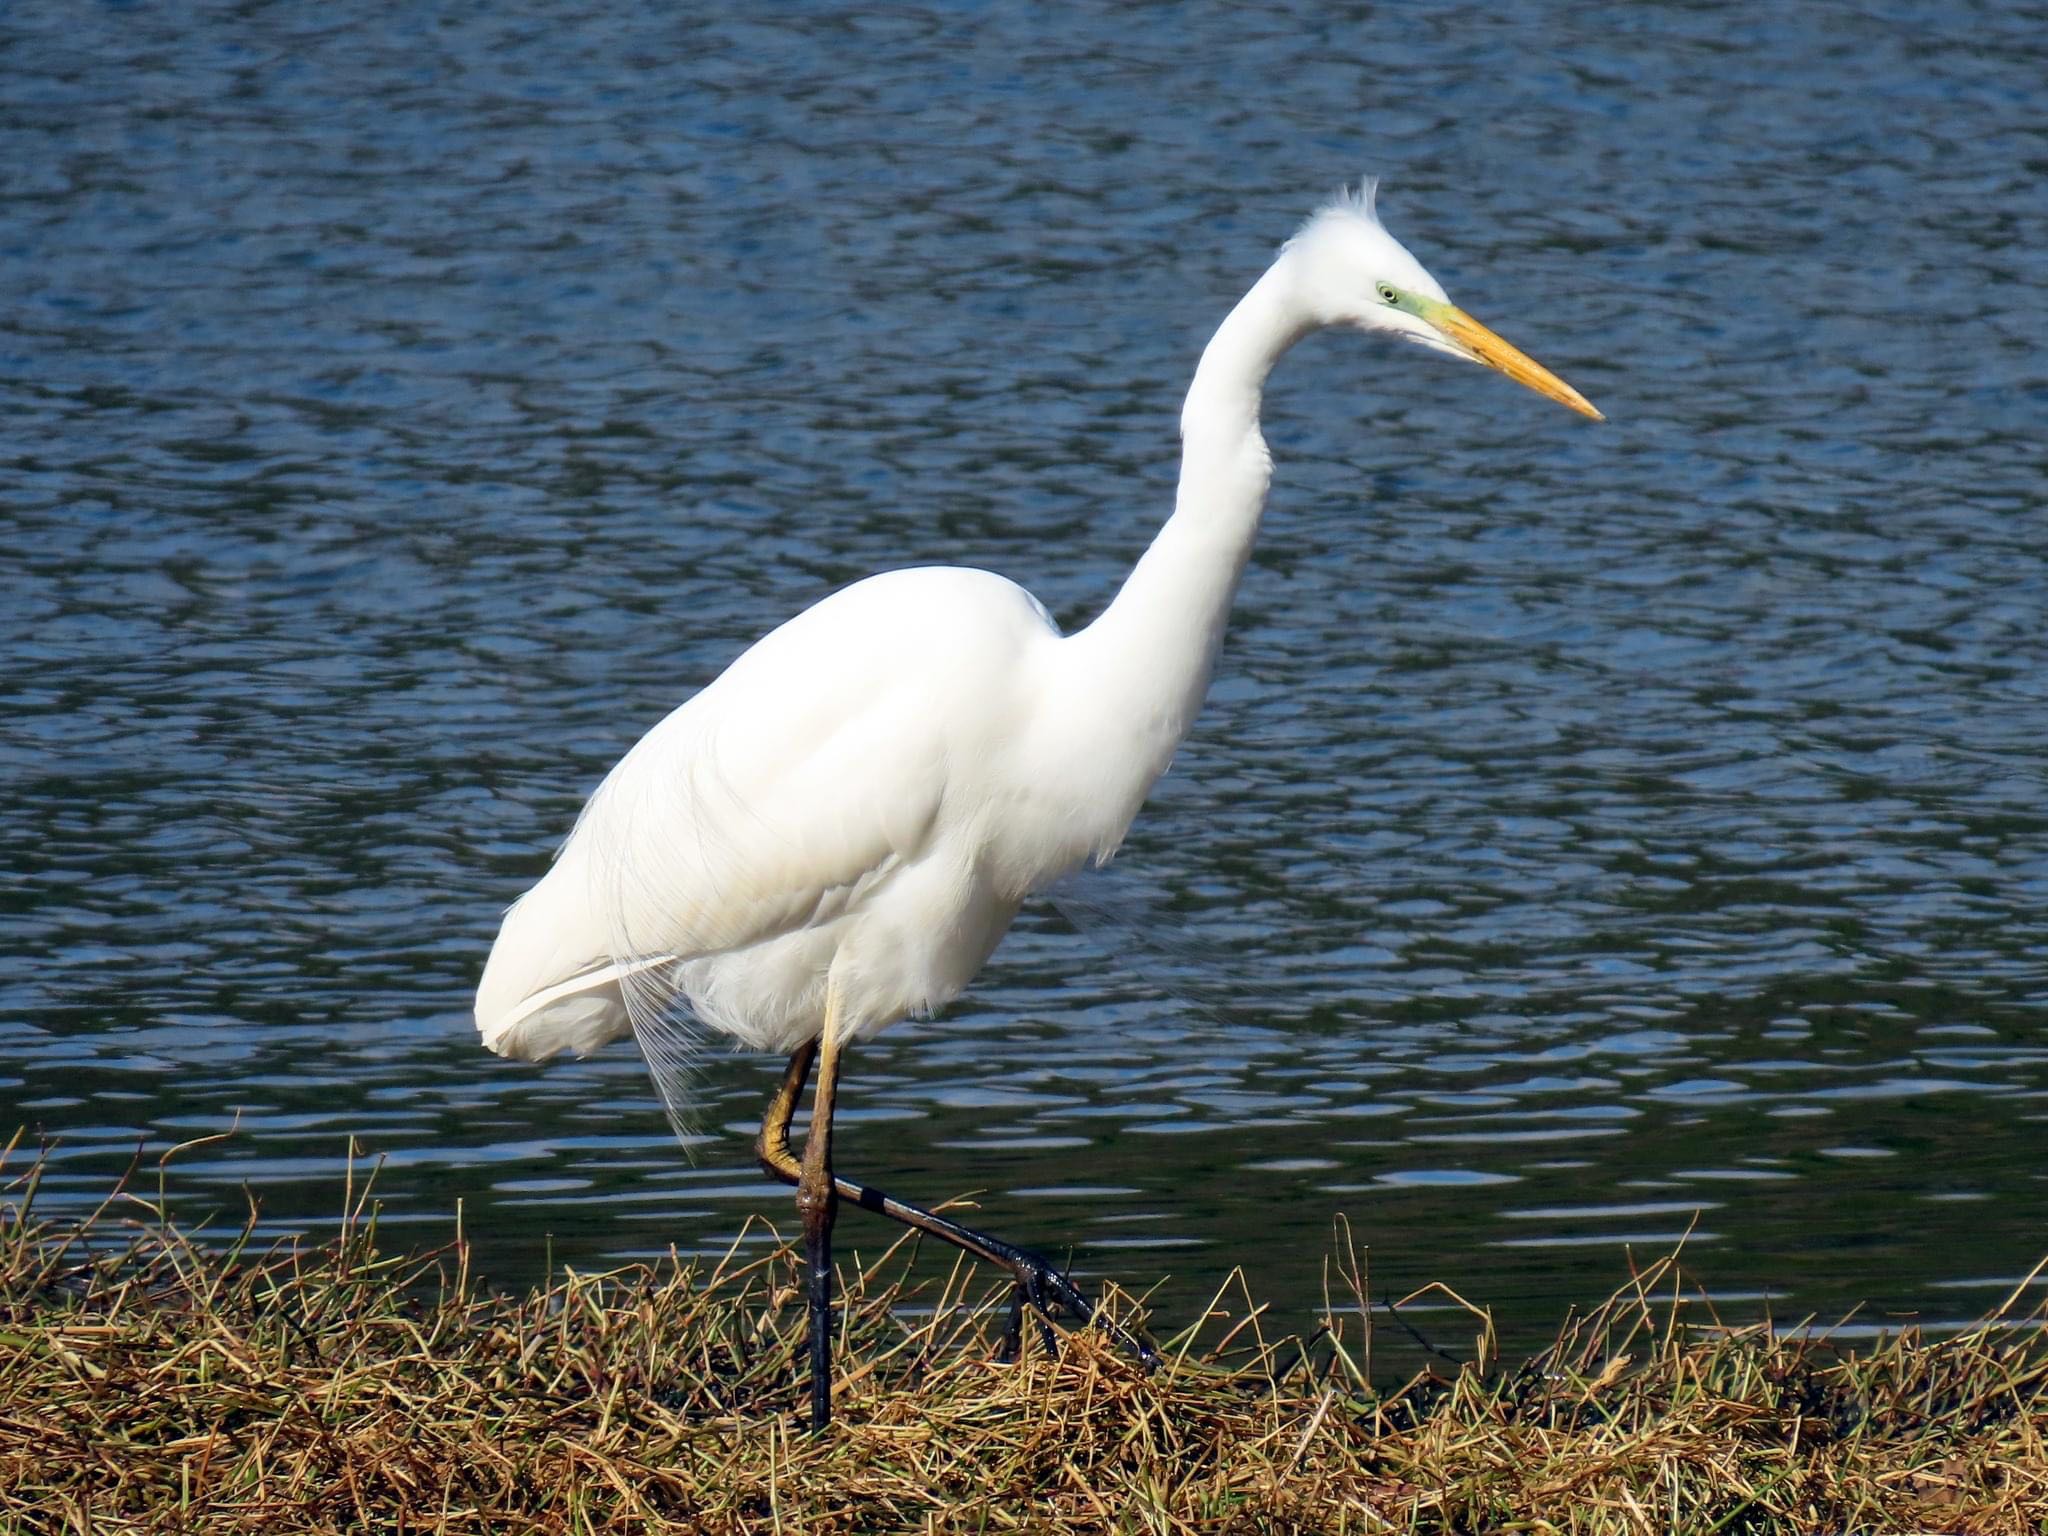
left=476, top=182, right=1601, bottom=1432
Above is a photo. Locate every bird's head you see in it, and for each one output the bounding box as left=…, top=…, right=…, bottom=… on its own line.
left=1284, top=181, right=1603, bottom=421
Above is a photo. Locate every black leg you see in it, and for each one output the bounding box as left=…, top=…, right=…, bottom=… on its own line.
left=997, top=1279, right=1061, bottom=1364
left=835, top=1168, right=1155, bottom=1367
left=802, top=1193, right=836, bottom=1429
left=796, top=1021, right=845, bottom=1432
left=755, top=1033, right=1160, bottom=1393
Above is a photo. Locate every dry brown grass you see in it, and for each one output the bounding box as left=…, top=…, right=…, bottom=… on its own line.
left=2, top=1135, right=2044, bottom=1534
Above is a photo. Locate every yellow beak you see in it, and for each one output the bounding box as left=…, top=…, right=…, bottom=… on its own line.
left=1426, top=303, right=1604, bottom=421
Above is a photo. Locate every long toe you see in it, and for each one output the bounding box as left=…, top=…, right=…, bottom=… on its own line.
left=1011, top=1252, right=1159, bottom=1371
left=997, top=1293, right=1057, bottom=1363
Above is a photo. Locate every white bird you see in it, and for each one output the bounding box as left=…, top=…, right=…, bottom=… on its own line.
left=476, top=182, right=1602, bottom=1432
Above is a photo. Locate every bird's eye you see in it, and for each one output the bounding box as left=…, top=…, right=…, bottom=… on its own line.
left=1376, top=282, right=1399, bottom=304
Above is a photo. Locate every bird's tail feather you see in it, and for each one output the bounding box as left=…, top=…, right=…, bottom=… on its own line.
left=476, top=952, right=673, bottom=1061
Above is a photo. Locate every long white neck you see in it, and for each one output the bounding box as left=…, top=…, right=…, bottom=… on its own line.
left=1063, top=251, right=1314, bottom=811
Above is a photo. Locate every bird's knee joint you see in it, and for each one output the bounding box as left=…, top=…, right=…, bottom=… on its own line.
left=795, top=1176, right=837, bottom=1228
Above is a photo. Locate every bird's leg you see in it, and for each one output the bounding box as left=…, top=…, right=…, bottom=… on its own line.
left=754, top=1028, right=1156, bottom=1378
left=999, top=1280, right=1058, bottom=1364
left=752, top=1049, right=1153, bottom=1371
left=757, top=1039, right=844, bottom=1426
left=796, top=1003, right=846, bottom=1434
left=839, top=1181, right=1152, bottom=1367
left=754, top=1037, right=818, bottom=1186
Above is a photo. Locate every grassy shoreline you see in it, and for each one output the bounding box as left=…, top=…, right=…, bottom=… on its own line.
left=2, top=1146, right=2043, bottom=1533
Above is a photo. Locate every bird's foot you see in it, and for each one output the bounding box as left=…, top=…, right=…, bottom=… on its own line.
left=992, top=1248, right=1160, bottom=1371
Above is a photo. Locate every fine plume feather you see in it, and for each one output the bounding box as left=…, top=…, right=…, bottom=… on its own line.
left=625, top=975, right=703, bottom=1146
left=1336, top=174, right=1380, bottom=221
left=1283, top=176, right=1385, bottom=254
left=599, top=822, right=711, bottom=1148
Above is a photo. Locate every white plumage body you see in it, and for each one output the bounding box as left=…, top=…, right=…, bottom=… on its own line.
left=476, top=563, right=1194, bottom=1063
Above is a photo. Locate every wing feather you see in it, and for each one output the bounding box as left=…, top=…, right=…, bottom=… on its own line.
left=477, top=578, right=957, bottom=1059
left=475, top=566, right=1056, bottom=1147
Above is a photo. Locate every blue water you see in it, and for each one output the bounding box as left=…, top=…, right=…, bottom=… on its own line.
left=4, top=1, right=2046, bottom=1368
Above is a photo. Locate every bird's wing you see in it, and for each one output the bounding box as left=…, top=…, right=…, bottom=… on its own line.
left=573, top=666, right=950, bottom=1137
left=475, top=624, right=952, bottom=1063
left=579, top=664, right=947, bottom=969
left=476, top=565, right=1057, bottom=1142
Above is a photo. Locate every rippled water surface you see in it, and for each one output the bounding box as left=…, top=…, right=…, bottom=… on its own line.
left=5, top=2, right=2046, bottom=1369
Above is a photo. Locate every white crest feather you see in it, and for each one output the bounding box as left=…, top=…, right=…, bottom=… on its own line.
left=1286, top=176, right=1385, bottom=252
left=1337, top=175, right=1381, bottom=222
